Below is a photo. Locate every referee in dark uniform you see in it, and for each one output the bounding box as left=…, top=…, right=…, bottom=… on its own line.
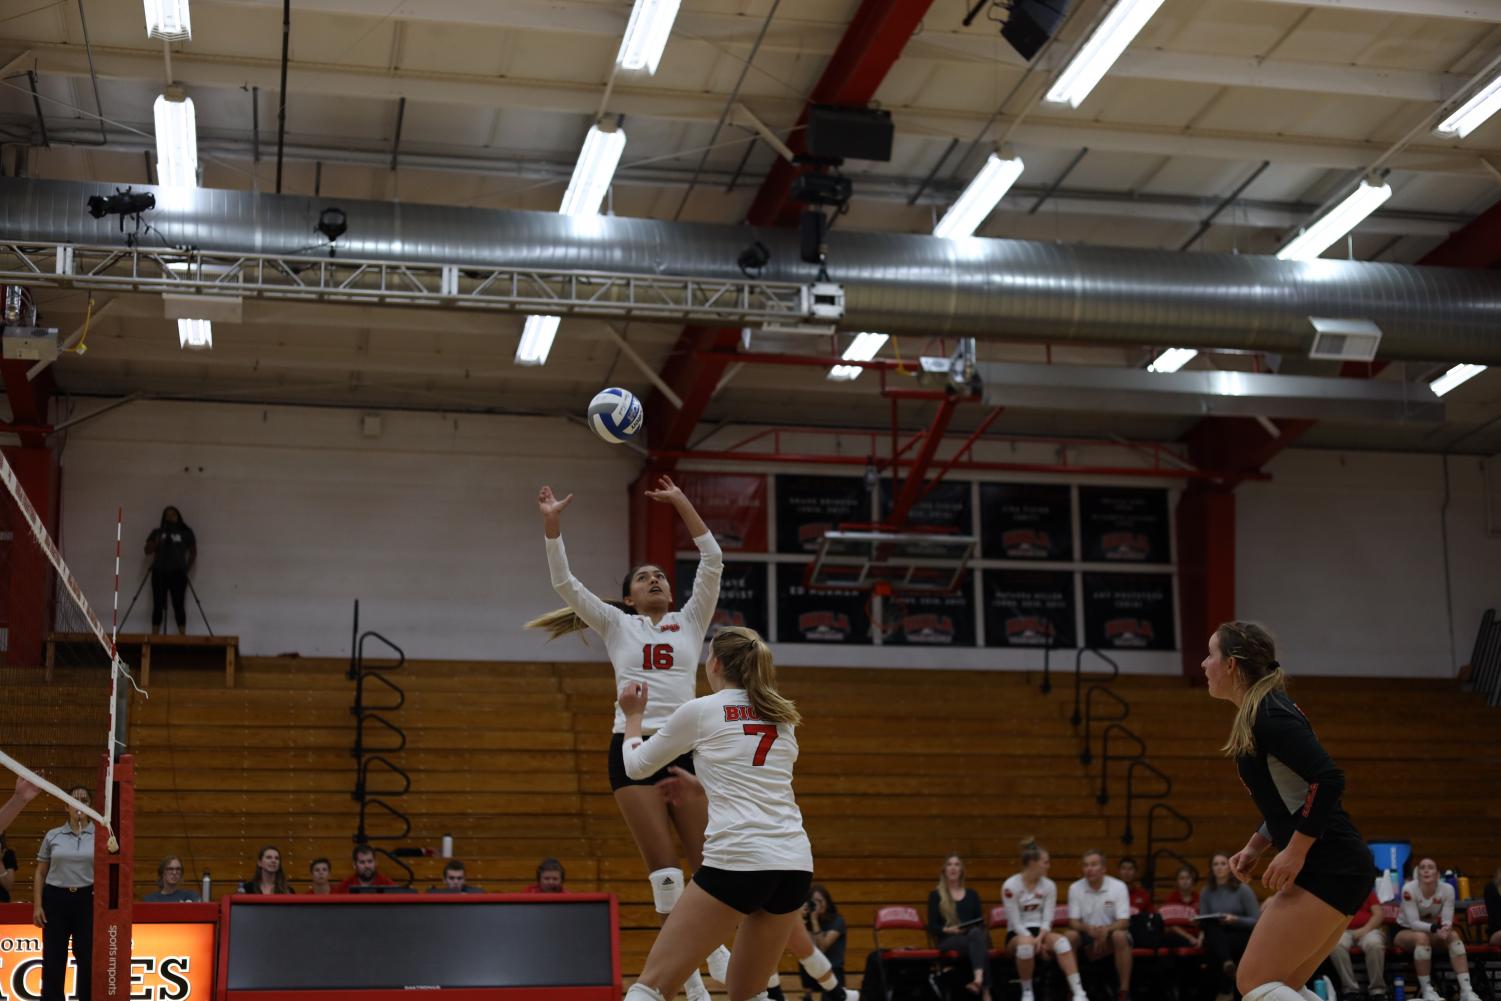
left=33, top=785, right=96, bottom=1001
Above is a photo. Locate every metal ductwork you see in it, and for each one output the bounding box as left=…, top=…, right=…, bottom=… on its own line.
left=2, top=177, right=1500, bottom=364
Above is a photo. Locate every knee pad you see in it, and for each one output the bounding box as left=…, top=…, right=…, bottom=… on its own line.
left=1053, top=937, right=1072, bottom=956
left=1016, top=944, right=1036, bottom=960
left=626, top=985, right=666, bottom=1001
left=801, top=948, right=832, bottom=981
left=1414, top=945, right=1432, bottom=962
left=1243, top=982, right=1300, bottom=1001
left=648, top=867, right=684, bottom=915
left=1361, top=931, right=1386, bottom=952
left=1449, top=939, right=1467, bottom=958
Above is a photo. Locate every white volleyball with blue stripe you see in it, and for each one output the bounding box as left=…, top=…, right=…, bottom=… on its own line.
left=587, top=387, right=644, bottom=444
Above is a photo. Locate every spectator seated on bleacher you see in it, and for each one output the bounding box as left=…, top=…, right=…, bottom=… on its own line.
left=238, top=845, right=293, bottom=895
left=428, top=859, right=482, bottom=893
left=1161, top=866, right=1202, bottom=949
left=1395, top=857, right=1482, bottom=1001
left=1486, top=866, right=1501, bottom=949
left=1157, top=868, right=1207, bottom=1001
left=1199, top=852, right=1259, bottom=1001
left=143, top=855, right=198, bottom=902
left=522, top=857, right=565, bottom=893
left=1065, top=849, right=1134, bottom=1001
left=335, top=843, right=395, bottom=893
left=1003, top=838, right=1087, bottom=1001
left=1326, top=890, right=1387, bottom=1001
left=800, top=883, right=848, bottom=1001
left=1119, top=857, right=1153, bottom=920
left=307, top=857, right=332, bottom=895
left=929, top=854, right=991, bottom=999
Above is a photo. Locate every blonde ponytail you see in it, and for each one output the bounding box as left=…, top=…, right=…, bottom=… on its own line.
left=711, top=627, right=801, bottom=726
left=1214, top=620, right=1285, bottom=758
left=524, top=601, right=631, bottom=641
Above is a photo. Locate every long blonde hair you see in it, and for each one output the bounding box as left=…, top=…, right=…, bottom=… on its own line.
left=1216, top=621, right=1286, bottom=758
left=525, top=566, right=643, bottom=639
left=713, top=627, right=800, bottom=725
left=936, top=854, right=964, bottom=927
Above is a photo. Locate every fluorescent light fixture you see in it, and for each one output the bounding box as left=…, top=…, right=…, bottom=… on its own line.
left=516, top=315, right=561, bottom=367
left=1147, top=348, right=1197, bottom=373
left=144, top=0, right=191, bottom=41
left=933, top=153, right=1025, bottom=239
left=616, top=0, right=682, bottom=75
left=1435, top=71, right=1501, bottom=139
left=828, top=331, right=889, bottom=382
left=1429, top=363, right=1486, bottom=397
left=1044, top=0, right=1167, bottom=109
left=559, top=124, right=627, bottom=218
left=1275, top=178, right=1392, bottom=262
left=177, top=318, right=211, bottom=350
left=153, top=92, right=199, bottom=189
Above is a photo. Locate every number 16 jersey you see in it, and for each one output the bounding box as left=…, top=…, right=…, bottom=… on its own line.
left=624, top=687, right=812, bottom=872
left=545, top=531, right=722, bottom=733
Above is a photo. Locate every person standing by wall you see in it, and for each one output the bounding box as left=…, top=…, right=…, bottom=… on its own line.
left=145, top=506, right=196, bottom=635
left=33, top=785, right=96, bottom=1001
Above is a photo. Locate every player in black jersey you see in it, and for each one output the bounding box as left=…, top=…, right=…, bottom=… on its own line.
left=1202, top=621, right=1376, bottom=1001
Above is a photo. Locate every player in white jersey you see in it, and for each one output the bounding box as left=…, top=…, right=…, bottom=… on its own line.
left=528, top=477, right=729, bottom=999
left=1395, top=858, right=1481, bottom=1001
left=1003, top=839, right=1087, bottom=1001
left=619, top=627, right=812, bottom=1001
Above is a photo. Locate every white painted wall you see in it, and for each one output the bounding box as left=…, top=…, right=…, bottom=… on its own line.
left=1237, top=449, right=1501, bottom=678
left=56, top=402, right=1497, bottom=677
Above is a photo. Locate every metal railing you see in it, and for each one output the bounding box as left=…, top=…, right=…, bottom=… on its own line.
left=1071, top=648, right=1121, bottom=726
left=1079, top=684, right=1130, bottom=766
left=1464, top=608, right=1500, bottom=707
left=348, top=601, right=413, bottom=881
left=1095, top=723, right=1147, bottom=806
left=1145, top=805, right=1197, bottom=893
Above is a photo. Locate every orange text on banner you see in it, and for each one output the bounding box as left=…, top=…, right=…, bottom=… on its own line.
left=0, top=922, right=214, bottom=1000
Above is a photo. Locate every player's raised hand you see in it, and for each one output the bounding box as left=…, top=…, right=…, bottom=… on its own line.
left=643, top=475, right=686, bottom=506
left=14, top=774, right=40, bottom=802
left=537, top=485, right=574, bottom=517
left=618, top=680, right=649, bottom=715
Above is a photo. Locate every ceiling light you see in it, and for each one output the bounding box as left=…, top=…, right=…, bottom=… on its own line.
left=1435, top=71, right=1501, bottom=139
left=1044, top=0, right=1167, bottom=109
left=144, top=0, right=191, bottom=41
left=616, top=0, right=682, bottom=75
left=516, top=315, right=560, bottom=367
left=177, top=318, right=211, bottom=350
left=1147, top=348, right=1197, bottom=373
left=153, top=92, right=199, bottom=189
left=1275, top=177, right=1392, bottom=262
left=1429, top=363, right=1485, bottom=397
left=828, top=332, right=889, bottom=382
left=933, top=153, right=1025, bottom=239
left=559, top=123, right=627, bottom=218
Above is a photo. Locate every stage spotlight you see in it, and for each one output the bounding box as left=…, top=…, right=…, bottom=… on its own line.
left=316, top=207, right=348, bottom=243
left=737, top=240, right=770, bottom=277
left=87, top=188, right=156, bottom=220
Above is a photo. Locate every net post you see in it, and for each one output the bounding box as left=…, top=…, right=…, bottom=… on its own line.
left=93, top=751, right=134, bottom=1000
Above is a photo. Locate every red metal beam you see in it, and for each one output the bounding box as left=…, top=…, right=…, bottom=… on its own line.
left=649, top=448, right=1250, bottom=481
left=888, top=394, right=959, bottom=528
left=0, top=361, right=54, bottom=449
left=922, top=405, right=1005, bottom=499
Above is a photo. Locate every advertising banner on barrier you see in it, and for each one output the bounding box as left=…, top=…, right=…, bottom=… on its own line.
left=0, top=921, right=215, bottom=1000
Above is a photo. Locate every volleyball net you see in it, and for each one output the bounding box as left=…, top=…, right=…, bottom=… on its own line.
left=0, top=447, right=137, bottom=850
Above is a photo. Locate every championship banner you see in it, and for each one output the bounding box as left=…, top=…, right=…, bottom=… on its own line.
left=774, top=475, right=870, bottom=554
left=882, top=575, right=977, bottom=647
left=673, top=473, right=768, bottom=553
left=1082, top=572, right=1176, bottom=651
left=0, top=921, right=214, bottom=1000
left=1079, top=487, right=1171, bottom=563
left=676, top=560, right=769, bottom=638
left=878, top=480, right=972, bottom=544
left=776, top=572, right=872, bottom=645
left=980, top=483, right=1073, bottom=562
left=982, top=569, right=1078, bottom=648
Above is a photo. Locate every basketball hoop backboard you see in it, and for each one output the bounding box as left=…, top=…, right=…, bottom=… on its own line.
left=806, top=530, right=974, bottom=593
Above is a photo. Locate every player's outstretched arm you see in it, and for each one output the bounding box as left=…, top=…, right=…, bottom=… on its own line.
left=644, top=475, right=708, bottom=538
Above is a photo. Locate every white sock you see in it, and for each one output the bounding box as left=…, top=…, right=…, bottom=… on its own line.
left=1457, top=973, right=1472, bottom=993
left=1022, top=978, right=1034, bottom=1000
left=1419, top=976, right=1432, bottom=991
left=683, top=969, right=709, bottom=1000
left=1068, top=972, right=1084, bottom=993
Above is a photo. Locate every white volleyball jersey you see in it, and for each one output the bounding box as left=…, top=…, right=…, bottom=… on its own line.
left=1398, top=880, right=1454, bottom=929
left=1002, top=873, right=1057, bottom=933
left=623, top=687, right=812, bottom=872
left=546, top=532, right=722, bottom=733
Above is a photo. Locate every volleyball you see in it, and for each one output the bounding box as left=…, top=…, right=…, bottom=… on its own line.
left=587, top=387, right=644, bottom=444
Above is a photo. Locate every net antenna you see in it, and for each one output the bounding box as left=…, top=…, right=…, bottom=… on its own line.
left=0, top=449, right=143, bottom=852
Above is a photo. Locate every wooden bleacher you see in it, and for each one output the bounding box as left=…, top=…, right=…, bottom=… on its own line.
left=2, top=656, right=1497, bottom=990
left=46, top=632, right=239, bottom=687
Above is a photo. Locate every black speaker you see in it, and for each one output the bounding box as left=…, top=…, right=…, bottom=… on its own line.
left=1002, top=0, right=1069, bottom=62
left=806, top=105, right=894, bottom=163
left=799, top=210, right=826, bottom=265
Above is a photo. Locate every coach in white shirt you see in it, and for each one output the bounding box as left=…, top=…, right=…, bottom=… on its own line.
left=1066, top=849, right=1134, bottom=1001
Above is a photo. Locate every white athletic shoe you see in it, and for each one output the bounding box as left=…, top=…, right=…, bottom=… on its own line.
left=1418, top=987, right=1442, bottom=1001
left=1460, top=992, right=1483, bottom=1001
left=844, top=990, right=858, bottom=1001
left=1073, top=992, right=1089, bottom=1001
left=706, top=944, right=731, bottom=984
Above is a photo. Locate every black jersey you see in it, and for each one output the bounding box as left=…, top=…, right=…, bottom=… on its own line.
left=1236, top=689, right=1365, bottom=852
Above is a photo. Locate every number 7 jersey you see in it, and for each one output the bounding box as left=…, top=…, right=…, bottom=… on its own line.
left=545, top=531, right=722, bottom=733
left=624, top=687, right=812, bottom=872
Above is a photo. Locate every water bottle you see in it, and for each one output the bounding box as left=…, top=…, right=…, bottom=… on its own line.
left=1394, top=976, right=1405, bottom=1001
left=1458, top=875, right=1471, bottom=900
left=1313, top=978, right=1328, bottom=1000
left=441, top=833, right=453, bottom=859
left=1321, top=976, right=1336, bottom=1001
left=200, top=871, right=212, bottom=902
left=1443, top=870, right=1458, bottom=897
